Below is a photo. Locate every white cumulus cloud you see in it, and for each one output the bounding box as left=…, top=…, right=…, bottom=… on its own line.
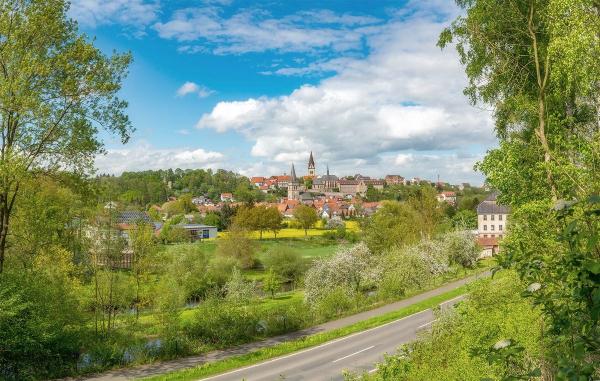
left=95, top=142, right=224, bottom=175
left=154, top=7, right=381, bottom=55
left=195, top=2, right=495, bottom=183
left=69, top=0, right=159, bottom=32
left=176, top=82, right=215, bottom=98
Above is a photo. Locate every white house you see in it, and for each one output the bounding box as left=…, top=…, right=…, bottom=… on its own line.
left=476, top=193, right=510, bottom=257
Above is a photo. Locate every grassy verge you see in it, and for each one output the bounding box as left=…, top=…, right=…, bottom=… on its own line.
left=142, top=284, right=470, bottom=381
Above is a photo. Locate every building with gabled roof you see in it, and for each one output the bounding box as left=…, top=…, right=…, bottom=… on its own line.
left=476, top=192, right=511, bottom=257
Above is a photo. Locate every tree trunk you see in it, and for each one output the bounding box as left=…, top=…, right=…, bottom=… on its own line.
left=528, top=1, right=558, bottom=200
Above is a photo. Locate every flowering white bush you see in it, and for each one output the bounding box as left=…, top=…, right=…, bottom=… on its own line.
left=442, top=230, right=480, bottom=268
left=304, top=243, right=381, bottom=307
left=325, top=217, right=345, bottom=230
left=405, top=238, right=450, bottom=276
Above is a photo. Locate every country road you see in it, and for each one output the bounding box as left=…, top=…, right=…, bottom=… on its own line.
left=198, top=296, right=464, bottom=381
left=75, top=273, right=486, bottom=381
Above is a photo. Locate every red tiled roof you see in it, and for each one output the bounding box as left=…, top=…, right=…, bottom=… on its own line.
left=477, top=237, right=499, bottom=247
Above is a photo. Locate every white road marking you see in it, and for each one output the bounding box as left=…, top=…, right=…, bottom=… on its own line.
left=332, top=346, right=375, bottom=363
left=439, top=295, right=464, bottom=306
left=417, top=319, right=437, bottom=330
left=198, top=309, right=431, bottom=380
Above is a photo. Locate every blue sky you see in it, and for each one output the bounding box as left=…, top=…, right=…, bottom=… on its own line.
left=73, top=0, right=495, bottom=184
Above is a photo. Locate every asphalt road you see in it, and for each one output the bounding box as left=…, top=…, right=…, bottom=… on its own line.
left=199, top=295, right=464, bottom=381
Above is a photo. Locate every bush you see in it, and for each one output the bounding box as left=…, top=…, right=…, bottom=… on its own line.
left=378, top=247, right=432, bottom=300
left=442, top=230, right=479, bottom=268
left=313, top=286, right=356, bottom=321
left=216, top=224, right=257, bottom=269
left=261, top=246, right=306, bottom=286
left=224, top=268, right=256, bottom=304
left=325, top=217, right=345, bottom=230
left=185, top=299, right=259, bottom=346
left=304, top=243, right=380, bottom=309
left=260, top=302, right=311, bottom=336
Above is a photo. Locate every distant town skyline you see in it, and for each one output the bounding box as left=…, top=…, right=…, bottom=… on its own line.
left=73, top=0, right=496, bottom=183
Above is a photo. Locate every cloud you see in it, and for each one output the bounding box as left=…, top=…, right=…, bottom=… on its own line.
left=176, top=82, right=215, bottom=98
left=154, top=7, right=381, bottom=55
left=69, top=0, right=159, bottom=32
left=195, top=2, right=494, bottom=183
left=95, top=142, right=224, bottom=174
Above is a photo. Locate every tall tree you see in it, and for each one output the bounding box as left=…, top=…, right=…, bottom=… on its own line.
left=0, top=0, right=132, bottom=272
left=441, top=0, right=600, bottom=377
left=293, top=205, right=318, bottom=237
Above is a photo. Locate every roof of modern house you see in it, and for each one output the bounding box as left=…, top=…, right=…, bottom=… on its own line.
left=177, top=224, right=218, bottom=229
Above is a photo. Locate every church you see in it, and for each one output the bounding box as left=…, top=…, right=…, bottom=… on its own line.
left=287, top=152, right=339, bottom=200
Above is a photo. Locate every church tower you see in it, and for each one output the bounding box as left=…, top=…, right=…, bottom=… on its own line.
left=308, top=151, right=316, bottom=176
left=288, top=163, right=300, bottom=200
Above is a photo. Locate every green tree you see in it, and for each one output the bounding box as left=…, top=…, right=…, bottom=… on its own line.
left=293, top=205, right=318, bottom=236
left=362, top=201, right=424, bottom=254
left=262, top=246, right=306, bottom=288
left=129, top=222, right=156, bottom=319
left=265, top=206, right=283, bottom=239
left=216, top=223, right=256, bottom=269
left=0, top=0, right=132, bottom=272
left=440, top=0, right=600, bottom=377
left=203, top=212, right=221, bottom=227
left=262, top=269, right=281, bottom=298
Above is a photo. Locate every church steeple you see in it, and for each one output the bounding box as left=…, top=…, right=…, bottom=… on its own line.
left=308, top=151, right=316, bottom=176
left=288, top=163, right=300, bottom=200
left=290, top=163, right=298, bottom=183
left=327, top=164, right=330, bottom=176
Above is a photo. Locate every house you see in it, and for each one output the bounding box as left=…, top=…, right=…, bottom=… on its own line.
left=385, top=175, right=405, bottom=185
left=177, top=224, right=218, bottom=241
left=192, top=196, right=207, bottom=205
left=362, top=179, right=385, bottom=191
left=437, top=191, right=457, bottom=205
left=339, top=180, right=360, bottom=195
left=476, top=193, right=510, bottom=256
left=274, top=175, right=291, bottom=188
left=220, top=193, right=234, bottom=202
left=251, top=177, right=266, bottom=187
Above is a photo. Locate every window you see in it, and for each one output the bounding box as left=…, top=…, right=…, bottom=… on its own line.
left=499, top=225, right=503, bottom=231
left=483, top=234, right=487, bottom=238
left=491, top=225, right=495, bottom=231
left=484, top=225, right=487, bottom=231
left=203, top=229, right=210, bottom=239
left=499, top=214, right=503, bottom=221
left=483, top=215, right=487, bottom=221
left=491, top=214, right=495, bottom=221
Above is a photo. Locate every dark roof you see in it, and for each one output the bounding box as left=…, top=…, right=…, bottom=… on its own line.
left=290, top=163, right=299, bottom=183
left=477, top=201, right=510, bottom=214
left=308, top=151, right=315, bottom=168
left=117, top=211, right=152, bottom=224
left=300, top=192, right=314, bottom=200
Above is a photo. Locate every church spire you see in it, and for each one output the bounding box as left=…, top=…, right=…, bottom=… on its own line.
left=327, top=164, right=330, bottom=176
left=290, top=163, right=298, bottom=183
left=308, top=151, right=316, bottom=176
